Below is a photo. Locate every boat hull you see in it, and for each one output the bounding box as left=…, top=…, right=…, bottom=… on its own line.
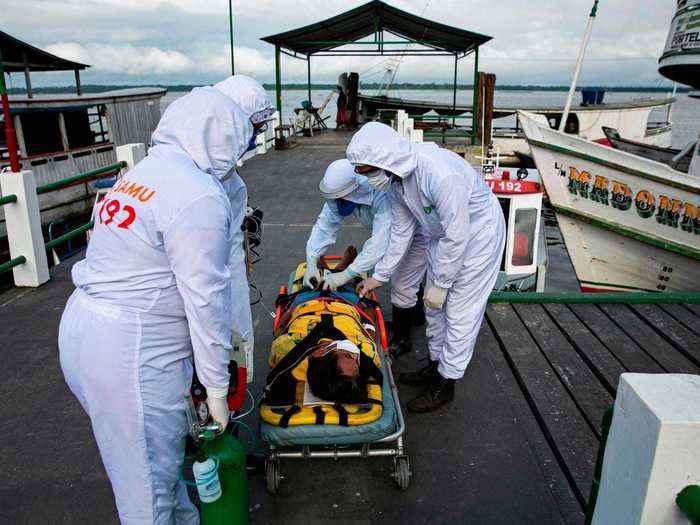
left=519, top=111, right=700, bottom=293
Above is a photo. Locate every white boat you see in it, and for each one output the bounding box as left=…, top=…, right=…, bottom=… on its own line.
left=484, top=167, right=548, bottom=292
left=519, top=110, right=700, bottom=293
left=658, top=0, right=700, bottom=94
left=359, top=92, right=675, bottom=158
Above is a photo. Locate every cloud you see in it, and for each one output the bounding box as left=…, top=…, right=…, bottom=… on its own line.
left=4, top=0, right=681, bottom=86
left=46, top=42, right=194, bottom=75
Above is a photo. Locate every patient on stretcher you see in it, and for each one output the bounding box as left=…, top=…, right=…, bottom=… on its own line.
left=261, top=252, right=385, bottom=426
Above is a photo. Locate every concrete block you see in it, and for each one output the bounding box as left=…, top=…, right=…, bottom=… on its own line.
left=0, top=170, right=50, bottom=287
left=592, top=373, right=700, bottom=525
left=116, top=143, right=146, bottom=172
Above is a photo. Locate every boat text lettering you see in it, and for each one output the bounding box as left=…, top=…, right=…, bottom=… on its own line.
left=564, top=166, right=700, bottom=235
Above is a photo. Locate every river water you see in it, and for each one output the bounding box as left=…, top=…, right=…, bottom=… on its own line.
left=161, top=89, right=699, bottom=292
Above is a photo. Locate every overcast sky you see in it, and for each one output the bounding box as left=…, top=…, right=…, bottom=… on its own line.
left=3, top=0, right=679, bottom=87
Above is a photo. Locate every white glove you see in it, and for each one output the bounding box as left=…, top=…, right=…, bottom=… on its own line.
left=206, top=386, right=229, bottom=432
left=357, top=276, right=383, bottom=298
left=424, top=284, right=448, bottom=310
left=321, top=268, right=357, bottom=292
left=303, top=256, right=322, bottom=289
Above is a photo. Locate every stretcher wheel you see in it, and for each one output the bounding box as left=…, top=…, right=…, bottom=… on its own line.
left=392, top=455, right=411, bottom=491
left=265, top=459, right=281, bottom=494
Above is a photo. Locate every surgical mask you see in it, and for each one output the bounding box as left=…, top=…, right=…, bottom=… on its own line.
left=335, top=198, right=358, bottom=217
left=366, top=170, right=393, bottom=192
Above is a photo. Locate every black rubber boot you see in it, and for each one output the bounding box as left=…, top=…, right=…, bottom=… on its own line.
left=387, top=305, right=414, bottom=358
left=399, top=359, right=439, bottom=387
left=407, top=374, right=456, bottom=413
left=411, top=296, right=425, bottom=327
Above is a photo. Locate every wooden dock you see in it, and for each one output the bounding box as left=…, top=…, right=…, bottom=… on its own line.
left=1, top=130, right=698, bottom=524
left=483, top=300, right=699, bottom=517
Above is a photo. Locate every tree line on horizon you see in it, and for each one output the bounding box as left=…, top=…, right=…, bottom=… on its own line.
left=8, top=82, right=686, bottom=95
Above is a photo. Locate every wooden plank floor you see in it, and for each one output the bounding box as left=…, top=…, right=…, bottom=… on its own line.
left=484, top=301, right=700, bottom=514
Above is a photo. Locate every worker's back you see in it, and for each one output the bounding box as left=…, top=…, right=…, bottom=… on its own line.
left=72, top=150, right=232, bottom=315
left=71, top=86, right=252, bottom=316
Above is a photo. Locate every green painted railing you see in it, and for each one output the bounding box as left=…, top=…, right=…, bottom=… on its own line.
left=488, top=291, right=700, bottom=304
left=36, top=161, right=126, bottom=195
left=677, top=485, right=700, bottom=525
left=45, top=221, right=93, bottom=251
left=0, top=194, right=17, bottom=206
left=0, top=255, right=26, bottom=274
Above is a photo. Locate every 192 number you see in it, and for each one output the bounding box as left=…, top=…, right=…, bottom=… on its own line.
left=98, top=198, right=136, bottom=229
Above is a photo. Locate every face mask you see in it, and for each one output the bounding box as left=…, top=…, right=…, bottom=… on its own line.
left=366, top=170, right=393, bottom=192
left=335, top=198, right=358, bottom=217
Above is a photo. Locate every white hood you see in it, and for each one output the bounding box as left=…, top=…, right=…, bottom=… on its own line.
left=213, top=75, right=274, bottom=124
left=151, top=87, right=252, bottom=180
left=346, top=122, right=418, bottom=179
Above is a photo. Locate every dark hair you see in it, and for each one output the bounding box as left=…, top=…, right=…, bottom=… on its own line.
left=307, top=353, right=367, bottom=404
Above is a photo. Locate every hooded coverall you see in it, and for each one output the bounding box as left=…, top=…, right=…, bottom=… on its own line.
left=59, top=87, right=252, bottom=524
left=347, top=123, right=506, bottom=380
left=306, top=159, right=391, bottom=275
left=211, top=75, right=274, bottom=373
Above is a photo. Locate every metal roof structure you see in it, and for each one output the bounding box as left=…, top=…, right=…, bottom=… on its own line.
left=261, top=0, right=492, bottom=58
left=261, top=0, right=491, bottom=142
left=0, top=30, right=89, bottom=72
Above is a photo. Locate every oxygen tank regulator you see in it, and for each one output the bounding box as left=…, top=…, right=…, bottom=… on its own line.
left=185, top=393, right=249, bottom=525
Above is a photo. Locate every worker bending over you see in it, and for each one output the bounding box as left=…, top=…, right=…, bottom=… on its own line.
left=303, top=159, right=425, bottom=357
left=350, top=122, right=505, bottom=413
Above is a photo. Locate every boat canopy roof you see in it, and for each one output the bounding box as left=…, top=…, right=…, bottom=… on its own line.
left=261, top=0, right=492, bottom=57
left=0, top=30, right=89, bottom=72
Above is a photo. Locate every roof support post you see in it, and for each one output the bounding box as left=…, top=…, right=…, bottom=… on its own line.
left=275, top=45, right=282, bottom=119
left=452, top=53, right=458, bottom=128
left=307, top=56, right=311, bottom=103
left=74, top=69, right=82, bottom=96
left=0, top=49, right=20, bottom=172
left=471, top=46, right=479, bottom=145
left=228, top=0, right=235, bottom=75
left=23, top=54, right=32, bottom=99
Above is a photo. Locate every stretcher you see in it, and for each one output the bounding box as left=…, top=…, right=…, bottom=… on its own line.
left=260, top=256, right=411, bottom=493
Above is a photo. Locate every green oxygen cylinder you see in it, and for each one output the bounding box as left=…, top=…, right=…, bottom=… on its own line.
left=200, top=431, right=248, bottom=525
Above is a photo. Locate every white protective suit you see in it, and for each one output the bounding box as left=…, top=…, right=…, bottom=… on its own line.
left=347, top=123, right=505, bottom=380
left=59, top=87, right=253, bottom=524
left=306, top=159, right=391, bottom=275
left=211, top=75, right=274, bottom=380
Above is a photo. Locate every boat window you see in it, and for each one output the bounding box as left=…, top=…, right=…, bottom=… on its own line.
left=498, top=197, right=510, bottom=271
left=512, top=208, right=538, bottom=267
left=20, top=112, right=63, bottom=156
left=64, top=105, right=109, bottom=149
left=548, top=114, right=579, bottom=134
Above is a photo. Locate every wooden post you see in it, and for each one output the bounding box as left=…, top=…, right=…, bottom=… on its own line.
left=476, top=72, right=496, bottom=146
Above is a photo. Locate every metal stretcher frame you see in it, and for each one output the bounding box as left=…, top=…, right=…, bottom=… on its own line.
left=263, top=256, right=411, bottom=492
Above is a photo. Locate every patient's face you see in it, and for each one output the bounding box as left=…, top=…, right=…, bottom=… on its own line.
left=335, top=350, right=360, bottom=379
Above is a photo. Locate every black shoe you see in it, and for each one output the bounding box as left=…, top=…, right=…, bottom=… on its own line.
left=407, top=374, right=455, bottom=413
left=388, top=305, right=414, bottom=359
left=399, top=359, right=438, bottom=387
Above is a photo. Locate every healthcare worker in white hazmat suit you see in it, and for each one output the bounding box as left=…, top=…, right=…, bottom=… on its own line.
left=303, top=159, right=425, bottom=357
left=59, top=87, right=253, bottom=524
left=211, top=75, right=275, bottom=381
left=350, top=122, right=505, bottom=413
left=302, top=158, right=391, bottom=291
